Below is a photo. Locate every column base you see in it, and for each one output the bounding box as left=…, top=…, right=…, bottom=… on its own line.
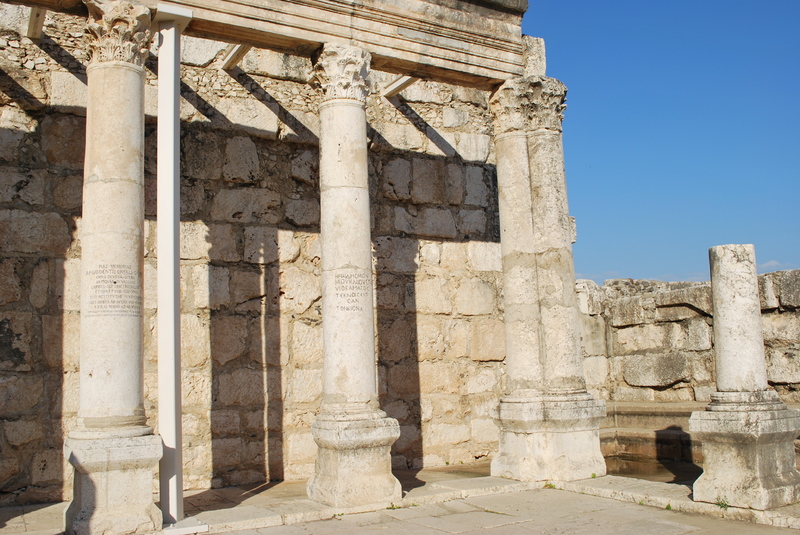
left=307, top=411, right=401, bottom=507
left=491, top=393, right=606, bottom=482
left=689, top=396, right=800, bottom=510
left=64, top=434, right=163, bottom=535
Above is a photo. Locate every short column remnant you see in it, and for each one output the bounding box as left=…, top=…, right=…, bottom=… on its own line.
left=306, top=43, right=402, bottom=508
left=689, top=244, right=800, bottom=510
left=489, top=74, right=606, bottom=482
left=63, top=1, right=162, bottom=534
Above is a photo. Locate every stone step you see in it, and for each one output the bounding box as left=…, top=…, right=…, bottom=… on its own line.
left=601, top=402, right=800, bottom=465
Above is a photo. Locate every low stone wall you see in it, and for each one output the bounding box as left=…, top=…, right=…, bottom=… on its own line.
left=577, top=271, right=800, bottom=403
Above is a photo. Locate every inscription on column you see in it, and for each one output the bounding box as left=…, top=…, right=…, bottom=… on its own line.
left=85, top=263, right=141, bottom=317
left=334, top=271, right=371, bottom=312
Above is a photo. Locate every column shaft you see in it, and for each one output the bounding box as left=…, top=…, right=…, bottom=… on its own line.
left=79, top=61, right=148, bottom=431
left=709, top=244, right=769, bottom=392
left=528, top=128, right=585, bottom=393
left=307, top=43, right=400, bottom=508
left=319, top=99, right=377, bottom=410
left=495, top=131, right=543, bottom=394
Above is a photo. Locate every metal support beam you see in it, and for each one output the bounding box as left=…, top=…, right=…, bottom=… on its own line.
left=381, top=75, right=419, bottom=98
left=221, top=43, right=252, bottom=71
left=153, top=3, right=205, bottom=533
left=25, top=7, right=46, bottom=40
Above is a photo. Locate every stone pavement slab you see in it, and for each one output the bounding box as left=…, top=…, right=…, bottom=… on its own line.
left=3, top=467, right=800, bottom=534
left=248, top=488, right=799, bottom=535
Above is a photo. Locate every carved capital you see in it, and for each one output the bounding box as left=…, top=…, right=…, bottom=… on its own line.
left=312, top=44, right=371, bottom=102
left=490, top=75, right=567, bottom=134
left=489, top=78, right=531, bottom=135
left=529, top=76, right=567, bottom=132
left=84, top=0, right=153, bottom=66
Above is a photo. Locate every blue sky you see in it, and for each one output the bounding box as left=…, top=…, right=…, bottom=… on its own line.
left=521, top=1, right=800, bottom=283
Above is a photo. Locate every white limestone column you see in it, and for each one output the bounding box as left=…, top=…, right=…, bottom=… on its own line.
left=527, top=77, right=586, bottom=394
left=709, top=244, right=769, bottom=393
left=489, top=75, right=605, bottom=482
left=491, top=79, right=543, bottom=396
left=689, top=244, right=800, bottom=509
left=64, top=2, right=162, bottom=533
left=306, top=43, right=401, bottom=508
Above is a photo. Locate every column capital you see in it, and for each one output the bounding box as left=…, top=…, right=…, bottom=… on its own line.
left=490, top=75, right=567, bottom=135
left=489, top=78, right=530, bottom=135
left=312, top=43, right=371, bottom=103
left=84, top=0, right=153, bottom=66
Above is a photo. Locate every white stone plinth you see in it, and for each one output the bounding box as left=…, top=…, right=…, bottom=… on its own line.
left=307, top=412, right=402, bottom=507
left=491, top=394, right=606, bottom=482
left=64, top=434, right=163, bottom=535
left=690, top=402, right=800, bottom=510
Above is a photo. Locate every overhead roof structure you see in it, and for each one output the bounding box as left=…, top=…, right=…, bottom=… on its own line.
left=7, top=0, right=527, bottom=88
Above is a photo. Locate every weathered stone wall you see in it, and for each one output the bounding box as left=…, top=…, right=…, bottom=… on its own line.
left=0, top=6, right=505, bottom=504
left=577, top=271, right=800, bottom=404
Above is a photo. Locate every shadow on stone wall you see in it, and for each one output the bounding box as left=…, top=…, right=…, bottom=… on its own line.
left=655, top=426, right=701, bottom=485
left=376, top=240, right=422, bottom=488
left=0, top=123, right=75, bottom=512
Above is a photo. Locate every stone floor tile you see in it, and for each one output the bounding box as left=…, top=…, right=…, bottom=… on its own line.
left=401, top=485, right=464, bottom=506
left=0, top=506, right=26, bottom=533
left=253, top=526, right=308, bottom=535
left=17, top=503, right=64, bottom=533
left=196, top=504, right=282, bottom=532
left=336, top=511, right=396, bottom=526
left=382, top=503, right=453, bottom=520
left=185, top=490, right=240, bottom=511
left=266, top=499, right=330, bottom=524
left=440, top=500, right=481, bottom=514
left=407, top=510, right=522, bottom=534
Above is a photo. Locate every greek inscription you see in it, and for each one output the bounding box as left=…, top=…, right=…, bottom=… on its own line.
left=85, top=263, right=141, bottom=317
left=333, top=271, right=370, bottom=312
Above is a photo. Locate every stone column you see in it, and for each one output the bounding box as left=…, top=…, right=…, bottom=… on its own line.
left=689, top=244, right=800, bottom=510
left=63, top=2, right=162, bottom=534
left=489, top=75, right=605, bottom=482
left=306, top=43, right=401, bottom=508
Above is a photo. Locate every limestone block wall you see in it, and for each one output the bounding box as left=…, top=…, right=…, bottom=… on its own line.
left=0, top=7, right=505, bottom=504
left=577, top=271, right=800, bottom=404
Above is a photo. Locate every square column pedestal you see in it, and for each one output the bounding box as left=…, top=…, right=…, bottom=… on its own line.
left=491, top=394, right=606, bottom=481
left=307, top=411, right=402, bottom=507
left=690, top=392, right=800, bottom=510
left=64, top=434, right=162, bottom=535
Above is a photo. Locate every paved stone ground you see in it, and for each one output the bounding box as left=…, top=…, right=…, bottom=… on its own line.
left=236, top=490, right=798, bottom=534
left=3, top=464, right=800, bottom=534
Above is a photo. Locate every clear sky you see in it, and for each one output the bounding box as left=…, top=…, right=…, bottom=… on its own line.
left=521, top=1, right=800, bottom=284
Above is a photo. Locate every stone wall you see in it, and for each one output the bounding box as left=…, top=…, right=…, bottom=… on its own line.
left=577, top=271, right=800, bottom=404
left=0, top=6, right=505, bottom=504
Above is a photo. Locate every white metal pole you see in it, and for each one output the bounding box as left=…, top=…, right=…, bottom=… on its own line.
left=156, top=4, right=191, bottom=526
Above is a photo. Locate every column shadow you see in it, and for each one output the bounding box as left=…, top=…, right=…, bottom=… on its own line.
left=655, top=425, right=702, bottom=486
left=375, top=241, right=423, bottom=491
left=0, top=76, right=79, bottom=522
